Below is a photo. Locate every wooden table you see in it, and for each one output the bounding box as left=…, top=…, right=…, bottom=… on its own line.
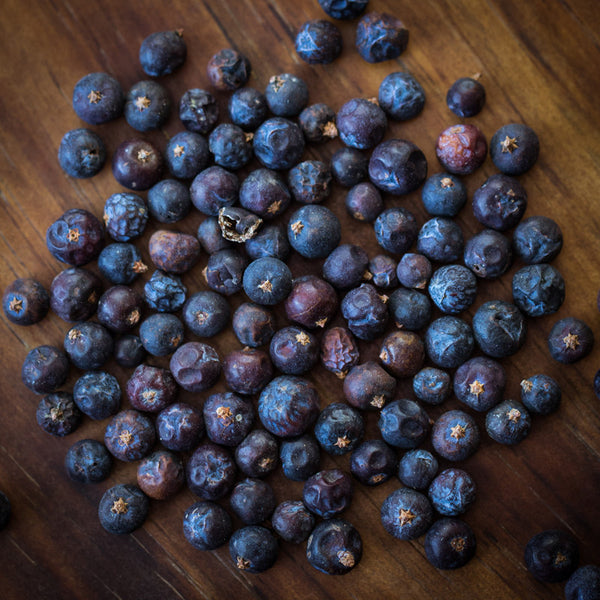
left=1, top=1, right=599, bottom=598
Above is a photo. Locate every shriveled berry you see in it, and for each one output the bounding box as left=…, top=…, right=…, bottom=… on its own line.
left=464, top=229, right=512, bottom=279
left=205, top=248, right=248, bottom=296
left=398, top=449, right=438, bottom=490
left=303, top=469, right=353, bottom=518
left=374, top=206, right=419, bottom=254
left=368, top=254, right=398, bottom=289
left=298, top=103, right=338, bottom=143
left=318, top=0, right=368, bottom=20
left=378, top=399, right=430, bottom=449
left=473, top=173, right=527, bottom=232
left=350, top=439, right=397, bottom=486
left=179, top=88, right=219, bottom=134
left=369, top=139, right=427, bottom=195
left=341, top=283, right=388, bottom=341
left=144, top=270, right=187, bottom=313
left=228, top=87, right=268, bottom=132
left=50, top=267, right=102, bottom=321
left=428, top=468, right=476, bottom=516
left=148, top=230, right=200, bottom=274
left=186, top=443, right=236, bottom=500
left=512, top=264, right=565, bottom=317
left=253, top=117, right=305, bottom=170
left=37, top=392, right=81, bottom=437
left=209, top=124, right=253, bottom=170
left=425, top=316, right=474, bottom=369
left=378, top=71, right=425, bottom=121
left=473, top=300, right=527, bottom=358
left=307, top=518, right=362, bottom=575
left=320, top=326, right=360, bottom=378
left=156, top=402, right=204, bottom=452
left=169, top=341, right=220, bottom=392
left=413, top=367, right=451, bottom=406
left=183, top=501, right=232, bottom=551
left=137, top=450, right=184, bottom=500
left=21, top=345, right=70, bottom=394
left=203, top=392, right=254, bottom=447
left=436, top=124, right=487, bottom=175
left=191, top=166, right=239, bottom=216
left=356, top=11, right=409, bottom=63
left=288, top=160, right=332, bottom=205
left=207, top=48, right=251, bottom=91
left=295, top=19, right=343, bottom=64
left=73, top=371, right=121, bottom=420
left=272, top=501, right=315, bottom=544
left=513, top=216, right=563, bottom=264
left=270, top=326, right=319, bottom=375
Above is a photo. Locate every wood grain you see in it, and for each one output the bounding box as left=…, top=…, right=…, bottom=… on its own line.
left=1, top=1, right=599, bottom=599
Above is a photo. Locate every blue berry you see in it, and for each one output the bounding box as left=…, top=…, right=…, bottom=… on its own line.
left=417, top=217, right=464, bottom=263
left=421, top=172, right=467, bottom=217
left=453, top=356, right=506, bottom=412
left=369, top=139, right=428, bottom=195
left=156, top=402, right=204, bottom=452
left=425, top=518, right=476, bottom=570
left=412, top=367, right=451, bottom=405
left=182, top=290, right=229, bottom=337
left=428, top=468, right=476, bottom=516
left=186, top=443, right=236, bottom=500
left=36, top=392, right=81, bottom=437
left=565, top=565, right=600, bottom=600
left=280, top=434, right=321, bottom=481
left=464, top=229, right=512, bottom=279
left=139, top=313, right=184, bottom=356
left=271, top=501, right=315, bottom=544
left=428, top=265, right=477, bottom=315
left=234, top=429, right=279, bottom=477
left=265, top=73, right=309, bottom=117
left=547, top=317, right=594, bottom=364
left=425, top=316, right=474, bottom=369
left=207, top=48, right=251, bottom=91
left=472, top=173, right=527, bottom=232
left=208, top=123, right=253, bottom=170
left=356, top=12, right=409, bottom=63
left=396, top=253, right=432, bottom=289
left=139, top=30, right=186, bottom=77
left=323, top=244, right=368, bottom=289
left=490, top=123, right=539, bottom=176
left=306, top=519, right=362, bottom=575
left=144, top=270, right=187, bottom=313
left=98, top=483, right=149, bottom=534
left=331, top=147, right=368, bottom=186
left=147, top=179, right=191, bottom=223
left=64, top=321, right=113, bottom=370
left=512, top=215, right=563, bottom=264
left=183, top=501, right=232, bottom=550
left=190, top=166, right=239, bottom=216
left=230, top=479, right=276, bottom=525
left=346, top=182, right=383, bottom=222
left=350, top=439, right=397, bottom=485
left=72, top=72, right=124, bottom=125
left=378, top=71, right=425, bottom=121
left=124, top=80, right=171, bottom=131
left=381, top=488, right=433, bottom=540
left=288, top=160, right=332, bottom=204
left=303, top=469, right=353, bottom=518
left=73, top=371, right=121, bottom=420
left=170, top=342, right=221, bottom=393
left=197, top=217, right=233, bottom=255
left=520, top=374, right=561, bottom=415
left=473, top=300, right=527, bottom=358
left=295, top=19, right=342, bottom=64
left=114, top=335, right=146, bottom=368
left=245, top=223, right=291, bottom=261
left=378, top=399, right=430, bottom=449
left=337, top=98, right=387, bottom=150
left=398, top=449, right=438, bottom=490
left=431, top=409, right=480, bottom=461
left=318, top=0, right=368, bottom=20
left=288, top=205, right=341, bottom=259
left=21, top=345, right=70, bottom=394
left=253, top=117, right=305, bottom=170
left=58, top=128, right=106, bottom=178
left=203, top=392, right=254, bottom=447
left=374, top=206, right=418, bottom=254
left=298, top=103, right=338, bottom=143
left=341, top=283, right=388, bottom=341
left=512, top=264, right=565, bottom=317
left=2, top=278, right=49, bottom=326
left=228, top=87, right=268, bottom=131
left=104, top=409, right=156, bottom=462
left=65, top=438, right=112, bottom=483
left=165, top=131, right=209, bottom=179
left=447, top=77, right=486, bottom=117
left=232, top=302, right=276, bottom=348
left=98, top=243, right=147, bottom=285
left=103, top=193, right=148, bottom=242
left=179, top=88, right=218, bottom=134
left=239, top=168, right=291, bottom=219
left=368, top=254, right=398, bottom=289
left=486, top=400, right=532, bottom=445
left=243, top=257, right=292, bottom=305
left=229, top=526, right=278, bottom=573
left=388, top=288, right=431, bottom=331
left=269, top=326, right=319, bottom=375
left=205, top=249, right=248, bottom=296
left=314, top=403, right=364, bottom=456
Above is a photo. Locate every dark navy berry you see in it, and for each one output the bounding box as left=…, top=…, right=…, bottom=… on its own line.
left=486, top=399, right=532, bottom=445
left=331, top=147, right=368, bottom=187
left=21, top=345, right=70, bottom=394
left=298, top=103, right=338, bottom=143
left=112, top=139, right=164, bottom=191
left=50, top=267, right=102, bottom=323
left=350, top=439, right=397, bottom=485
left=512, top=215, right=563, bottom=264
left=232, top=302, right=276, bottom=348
left=288, top=160, right=332, bottom=204
left=207, top=48, right=251, bottom=91
left=147, top=179, right=191, bottom=223
left=64, top=321, right=113, bottom=370
left=295, top=19, right=343, bottom=64
left=425, top=518, right=476, bottom=569
left=183, top=501, right=232, bottom=551
left=156, top=402, right=204, bottom=452
left=144, top=271, right=187, bottom=313
left=378, top=399, right=430, bottom=449
left=204, top=248, right=248, bottom=296
left=114, top=335, right=146, bottom=368
left=381, top=488, right=433, bottom=540
left=229, top=478, right=276, bottom=524
left=280, top=434, right=320, bottom=481
left=425, top=316, right=474, bottom=368
left=520, top=374, right=561, bottom=415
left=234, top=429, right=279, bottom=477
left=378, top=71, right=425, bottom=121
left=272, top=501, right=315, bottom=544
left=265, top=73, right=309, bottom=117
left=165, top=131, right=209, bottom=179
left=314, top=403, right=364, bottom=456
left=431, top=410, right=480, bottom=461
left=139, top=313, right=184, bottom=357
left=245, top=223, right=290, bottom=261
left=186, top=443, right=236, bottom=501
left=197, top=217, right=233, bottom=254
left=421, top=172, right=467, bottom=217
left=398, top=449, right=438, bottom=490
left=388, top=288, right=431, bottom=331
left=318, top=0, right=368, bottom=20
left=270, top=326, right=319, bottom=375
left=453, top=356, right=506, bottom=412
left=228, top=87, right=268, bottom=131
left=3, top=278, right=49, bottom=326
left=512, top=264, right=565, bottom=317
left=169, top=341, right=220, bottom=393
left=356, top=12, right=409, bottom=63
left=436, top=124, right=487, bottom=175
left=323, top=244, right=368, bottom=289
left=58, top=128, right=106, bottom=178
left=368, top=254, right=398, bottom=289
left=73, top=371, right=120, bottom=420
left=346, top=182, right=383, bottom=222
left=209, top=123, right=253, bottom=170
left=179, top=88, right=219, bottom=134
left=182, top=290, right=229, bottom=337
left=428, top=468, right=476, bottom=516
left=565, top=565, right=600, bottom=600
left=190, top=166, right=239, bottom=216
left=374, top=206, right=418, bottom=254
left=36, top=392, right=81, bottom=437
left=490, top=123, right=540, bottom=176
left=104, top=409, right=156, bottom=462
left=343, top=361, right=396, bottom=410
left=447, top=77, right=486, bottom=118
left=98, top=484, right=149, bottom=534
left=65, top=439, right=112, bottom=483
left=417, top=217, right=464, bottom=263
left=229, top=526, right=278, bottom=574
left=341, top=283, right=388, bottom=341
left=288, top=204, right=341, bottom=259
left=72, top=72, right=124, bottom=125
left=524, top=529, right=579, bottom=583
left=337, top=98, right=387, bottom=150
left=464, top=229, right=512, bottom=279
left=473, top=300, right=527, bottom=358
left=429, top=265, right=477, bottom=315
left=125, top=80, right=171, bottom=132
left=547, top=317, right=594, bottom=364
left=98, top=243, right=147, bottom=285
left=307, top=519, right=362, bottom=575
left=303, top=469, right=353, bottom=517
left=243, top=257, right=292, bottom=305
left=473, top=173, right=528, bottom=232
left=413, top=367, right=451, bottom=405
left=396, top=253, right=432, bottom=289
left=139, top=30, right=186, bottom=77
left=253, top=117, right=305, bottom=170
left=369, top=139, right=428, bottom=195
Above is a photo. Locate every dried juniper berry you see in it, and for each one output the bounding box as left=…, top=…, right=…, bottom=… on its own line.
left=114, top=335, right=146, bottom=368
left=224, top=347, right=273, bottom=395
left=72, top=72, right=124, bottom=125
left=447, top=77, right=486, bottom=117
left=103, top=193, right=148, bottom=242
left=413, top=367, right=451, bottom=405
left=512, top=264, right=565, bottom=317
left=341, top=283, right=388, bottom=341
left=299, top=103, right=338, bottom=143
left=239, top=168, right=291, bottom=219
left=350, top=439, right=397, bottom=486
left=98, top=243, right=147, bottom=285
left=125, top=80, right=171, bottom=132
left=258, top=375, right=320, bottom=438
left=378, top=399, right=430, bottom=449
left=169, top=341, right=220, bottom=393
left=425, top=517, right=476, bottom=570
left=46, top=208, right=105, bottom=267
left=356, top=11, right=409, bottom=63
left=156, top=402, right=204, bottom=452
left=139, top=313, right=184, bottom=357
left=233, top=302, right=276, bottom=348
left=284, top=275, right=337, bottom=330
left=104, top=409, right=156, bottom=462
left=388, top=288, right=431, bottom=331
left=205, top=249, right=248, bottom=296
left=464, top=229, right=512, bottom=279
left=21, top=345, right=69, bottom=394
left=379, top=331, right=425, bottom=378
left=548, top=317, right=594, bottom=364
left=182, top=291, right=229, bottom=338
left=513, top=215, right=563, bottom=264
left=243, top=257, right=292, bottom=306
left=473, top=300, right=527, bottom=358
left=295, top=19, right=343, bottom=64
left=183, top=501, right=232, bottom=551
left=431, top=409, right=480, bottom=461
left=288, top=204, right=341, bottom=259
left=37, top=392, right=81, bottom=437
left=230, top=478, right=276, bottom=525
left=58, top=128, right=106, bottom=178
left=112, top=139, right=164, bottom=191
left=343, top=361, right=396, bottom=410
left=230, top=526, right=278, bottom=574
left=331, top=147, right=369, bottom=187
left=472, top=173, right=527, bottom=231
left=190, top=165, right=239, bottom=216
left=369, top=255, right=398, bottom=289
left=337, top=98, right=387, bottom=150
left=97, top=285, right=143, bottom=333
left=425, top=316, right=474, bottom=369
left=436, top=124, right=487, bottom=175
left=149, top=230, right=200, bottom=274
left=370, top=140, right=428, bottom=195
left=323, top=244, right=368, bottom=290
left=139, top=30, right=186, bottom=77
left=179, top=88, right=219, bottom=134
left=137, top=450, right=184, bottom=500
left=381, top=488, right=433, bottom=540
left=144, top=270, right=187, bottom=313
left=272, top=501, right=315, bottom=544
left=245, top=223, right=290, bottom=261
left=417, top=217, right=464, bottom=263
left=3, top=278, right=49, bottom=326
left=520, top=374, right=561, bottom=415
left=318, top=0, right=368, bottom=20
left=228, top=87, right=268, bottom=131
left=73, top=371, right=121, bottom=420
left=265, top=73, right=309, bottom=117
left=288, top=160, right=332, bottom=204
left=453, top=357, right=506, bottom=413
left=270, top=326, right=319, bottom=375
left=320, top=326, right=360, bottom=378
left=280, top=434, right=320, bottom=481
left=314, top=403, right=364, bottom=456
left=165, top=131, right=209, bottom=179
left=253, top=117, right=305, bottom=170
left=0, top=492, right=9, bottom=531
left=98, top=483, right=149, bottom=535
left=65, top=438, right=112, bottom=483
left=218, top=206, right=263, bottom=243
left=428, top=468, right=476, bottom=516
left=490, top=123, right=540, bottom=176
left=565, top=565, right=600, bottom=600
left=374, top=207, right=418, bottom=254
left=346, top=182, right=383, bottom=222
left=186, top=443, right=237, bottom=500
left=147, top=179, right=191, bottom=224
left=234, top=429, right=279, bottom=478
left=209, top=123, right=253, bottom=170
left=307, top=518, right=362, bottom=575
left=127, top=364, right=177, bottom=413
left=396, top=253, right=432, bottom=290
left=50, top=267, right=102, bottom=322
left=398, top=449, right=438, bottom=490
left=64, top=321, right=113, bottom=370
left=378, top=71, right=425, bottom=121
left=486, top=399, right=531, bottom=445
left=197, top=217, right=233, bottom=254
left=421, top=173, right=467, bottom=217
left=303, top=469, right=353, bottom=517
left=524, top=529, right=579, bottom=583
left=204, top=392, right=254, bottom=447
left=429, top=265, right=477, bottom=315
left=207, top=48, right=251, bottom=91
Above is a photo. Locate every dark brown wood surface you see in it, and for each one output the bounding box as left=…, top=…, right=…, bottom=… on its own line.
left=1, top=1, right=599, bottom=598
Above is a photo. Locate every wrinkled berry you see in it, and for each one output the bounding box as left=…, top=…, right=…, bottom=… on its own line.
left=436, top=124, right=487, bottom=175
left=356, top=12, right=409, bottom=63
left=37, top=392, right=81, bottom=437
left=207, top=48, right=251, bottom=91
left=169, top=341, right=220, bottom=392
left=378, top=399, right=430, bottom=449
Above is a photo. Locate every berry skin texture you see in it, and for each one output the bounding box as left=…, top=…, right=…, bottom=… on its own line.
left=46, top=208, right=105, bottom=267
left=50, top=267, right=102, bottom=321
left=288, top=205, right=341, bottom=259
left=280, top=435, right=320, bottom=481
left=232, top=302, right=276, bottom=348
left=473, top=300, right=527, bottom=358
left=350, top=439, right=397, bottom=485
left=103, top=193, right=148, bottom=242
left=228, top=87, right=268, bottom=132
left=64, top=439, right=112, bottom=483
left=265, top=74, right=309, bottom=118
left=524, top=529, right=579, bottom=583
left=520, top=374, right=561, bottom=415
left=314, top=403, right=364, bottom=456
left=272, top=501, right=315, bottom=544
left=428, top=468, right=476, bottom=516
left=346, top=182, right=383, bottom=222
left=58, top=128, right=106, bottom=178
left=186, top=443, right=237, bottom=501
left=431, top=410, right=480, bottom=461
left=126, top=364, right=177, bottom=413
left=169, top=341, right=221, bottom=393
left=144, top=270, right=187, bottom=313
left=396, top=253, right=432, bottom=290
left=234, top=429, right=279, bottom=478
left=179, top=89, right=219, bottom=134
left=182, top=290, right=230, bottom=338
left=229, top=478, right=276, bottom=525
left=137, top=450, right=184, bottom=500
left=165, top=131, right=209, bottom=180
left=21, top=345, right=70, bottom=394
left=379, top=330, right=425, bottom=378
left=303, top=469, right=353, bottom=518
left=139, top=313, right=184, bottom=357
left=97, top=285, right=143, bottom=333
left=341, top=283, right=389, bottom=341
left=295, top=20, right=343, bottom=65
left=446, top=77, right=486, bottom=118
left=374, top=206, right=418, bottom=254
left=229, top=526, right=278, bottom=574
left=331, top=147, right=368, bottom=187
left=209, top=124, right=253, bottom=170
left=453, top=356, right=506, bottom=412
left=191, top=166, right=239, bottom=216
left=464, top=229, right=512, bottom=279
left=565, top=565, right=600, bottom=600
left=183, top=501, right=232, bottom=551
left=104, top=409, right=156, bottom=462
left=417, top=217, right=464, bottom=264
left=207, top=48, right=251, bottom=91
left=206, top=250, right=249, bottom=296
left=298, top=103, right=338, bottom=144
left=398, top=449, right=439, bottom=490
left=139, top=30, right=186, bottom=77
left=425, top=316, right=474, bottom=369
left=253, top=118, right=305, bottom=170
left=156, top=402, right=204, bottom=452
left=388, top=288, right=431, bottom=331
left=98, top=484, right=149, bottom=535
left=320, top=326, right=360, bottom=378
left=428, top=264, right=477, bottom=315
left=369, top=254, right=399, bottom=289
left=356, top=12, right=409, bottom=63
left=74, top=371, right=121, bottom=420
left=378, top=71, right=425, bottom=121
left=148, top=230, right=200, bottom=274
left=323, top=244, right=368, bottom=290
left=306, top=519, right=362, bottom=575
left=421, top=172, right=467, bottom=218
left=486, top=399, right=532, bottom=445
left=239, top=168, right=291, bottom=219
left=512, top=215, right=563, bottom=264
left=490, top=123, right=540, bottom=175
left=203, top=392, right=254, bottom=447
left=425, top=517, right=477, bottom=570
left=344, top=361, right=396, bottom=410
left=284, top=275, right=338, bottom=330
left=124, top=80, right=171, bottom=132
left=3, top=278, right=49, bottom=326
left=512, top=264, right=565, bottom=317
left=412, top=367, right=451, bottom=406
left=318, top=0, right=368, bottom=20
left=472, top=173, right=527, bottom=232
left=147, top=179, right=191, bottom=224
left=243, top=257, right=293, bottom=306
left=369, top=139, right=428, bottom=195
left=270, top=326, right=319, bottom=375
left=337, top=98, right=387, bottom=150
left=112, top=139, right=164, bottom=191
left=378, top=399, right=430, bottom=449
left=64, top=321, right=113, bottom=370
left=114, top=335, right=146, bottom=368
left=99, top=243, right=147, bottom=285
left=72, top=72, right=124, bottom=125
left=547, top=317, right=594, bottom=364
left=288, top=160, right=332, bottom=205
left=36, top=392, right=81, bottom=437
left=436, top=124, right=487, bottom=175
left=381, top=488, right=433, bottom=540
